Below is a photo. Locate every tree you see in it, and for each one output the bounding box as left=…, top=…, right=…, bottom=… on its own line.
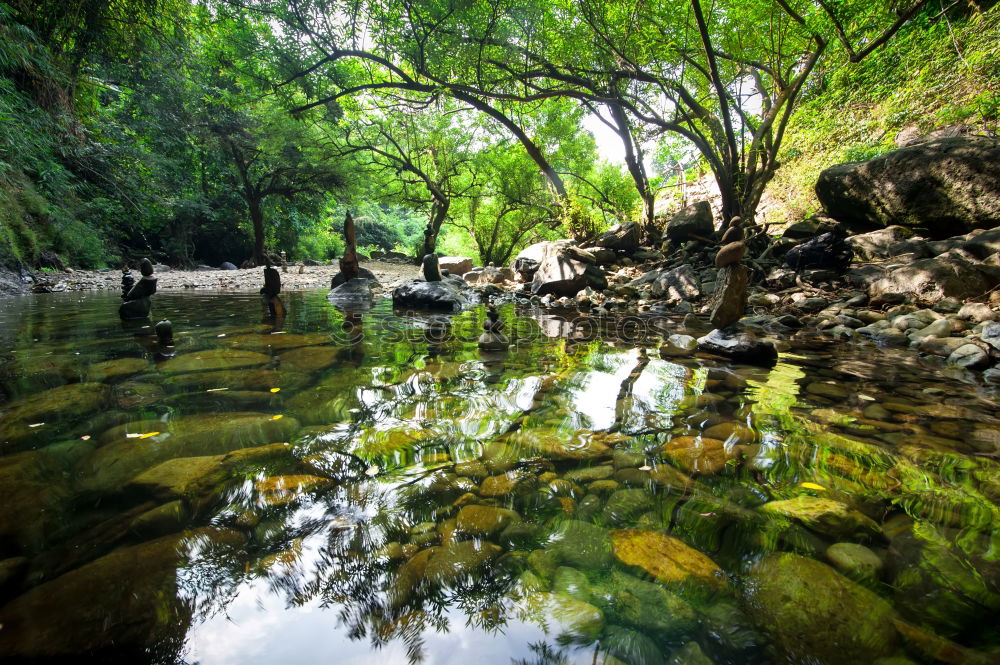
left=213, top=105, right=345, bottom=264
left=326, top=93, right=483, bottom=257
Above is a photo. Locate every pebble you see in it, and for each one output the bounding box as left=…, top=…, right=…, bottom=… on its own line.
left=948, top=343, right=989, bottom=368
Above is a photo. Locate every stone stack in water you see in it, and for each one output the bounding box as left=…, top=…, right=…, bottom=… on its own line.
left=261, top=263, right=285, bottom=319
left=392, top=253, right=473, bottom=312
left=478, top=306, right=509, bottom=351
left=329, top=211, right=376, bottom=309
left=710, top=219, right=748, bottom=328
left=118, top=259, right=157, bottom=320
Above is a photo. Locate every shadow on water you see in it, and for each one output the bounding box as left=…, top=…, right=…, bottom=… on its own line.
left=0, top=290, right=997, bottom=665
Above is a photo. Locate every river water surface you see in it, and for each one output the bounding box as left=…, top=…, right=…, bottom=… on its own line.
left=0, top=290, right=997, bottom=665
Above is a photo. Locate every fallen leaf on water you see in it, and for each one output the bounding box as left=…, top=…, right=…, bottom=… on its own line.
left=81, top=435, right=91, bottom=440
left=699, top=512, right=716, bottom=517
left=365, top=465, right=379, bottom=476
left=270, top=387, right=281, bottom=393
left=28, top=422, right=45, bottom=428
left=138, top=431, right=160, bottom=439
left=800, top=482, right=826, bottom=491
left=270, top=415, right=283, bottom=421
left=639, top=465, right=652, bottom=471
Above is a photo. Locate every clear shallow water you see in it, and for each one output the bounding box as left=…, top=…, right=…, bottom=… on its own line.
left=0, top=290, right=998, bottom=665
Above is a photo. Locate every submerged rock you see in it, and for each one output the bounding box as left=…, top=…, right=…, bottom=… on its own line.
left=455, top=505, right=520, bottom=537
left=549, top=520, right=613, bottom=571
left=0, top=528, right=241, bottom=659
left=745, top=552, right=898, bottom=665
left=520, top=592, right=605, bottom=640
left=759, top=496, right=880, bottom=539
left=77, top=412, right=300, bottom=494
left=610, top=529, right=726, bottom=590
left=158, top=349, right=271, bottom=373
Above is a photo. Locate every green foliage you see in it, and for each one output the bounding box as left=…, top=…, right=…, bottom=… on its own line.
left=765, top=4, right=999, bottom=227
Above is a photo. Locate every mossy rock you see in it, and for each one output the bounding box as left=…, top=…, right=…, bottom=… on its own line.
left=225, top=332, right=331, bottom=351
left=456, top=505, right=520, bottom=537
left=520, top=592, right=605, bottom=640
left=85, top=357, right=151, bottom=383
left=77, top=412, right=300, bottom=495
left=759, top=496, right=880, bottom=539
left=549, top=520, right=613, bottom=571
left=610, top=529, right=726, bottom=590
left=423, top=539, right=503, bottom=587
left=0, top=382, right=111, bottom=449
left=0, top=450, right=74, bottom=553
left=596, top=569, right=698, bottom=641
left=278, top=345, right=343, bottom=371
left=745, top=552, right=898, bottom=665
left=602, top=488, right=654, bottom=525
left=600, top=624, right=663, bottom=665
left=661, top=436, right=731, bottom=475
left=112, top=381, right=165, bottom=409
left=285, top=384, right=361, bottom=425
left=165, top=368, right=281, bottom=392
left=158, top=349, right=271, bottom=373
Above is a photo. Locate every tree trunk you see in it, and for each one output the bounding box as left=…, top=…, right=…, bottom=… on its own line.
left=249, top=196, right=266, bottom=266
left=421, top=198, right=450, bottom=258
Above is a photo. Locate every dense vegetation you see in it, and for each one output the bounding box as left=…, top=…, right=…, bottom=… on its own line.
left=0, top=1, right=996, bottom=270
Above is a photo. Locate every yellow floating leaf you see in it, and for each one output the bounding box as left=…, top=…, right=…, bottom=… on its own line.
left=269, top=387, right=281, bottom=393
left=799, top=482, right=826, bottom=491
left=139, top=431, right=160, bottom=439
left=271, top=414, right=283, bottom=420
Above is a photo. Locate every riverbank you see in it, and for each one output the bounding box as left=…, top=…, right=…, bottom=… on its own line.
left=6, top=260, right=420, bottom=295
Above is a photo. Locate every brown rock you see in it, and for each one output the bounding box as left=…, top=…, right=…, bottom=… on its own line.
left=611, top=529, right=726, bottom=589
left=714, top=241, right=746, bottom=267
left=661, top=436, right=731, bottom=475
left=710, top=264, right=748, bottom=328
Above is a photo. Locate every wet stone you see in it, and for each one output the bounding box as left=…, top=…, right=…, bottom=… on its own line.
left=746, top=552, right=898, bottom=665
left=563, top=465, right=614, bottom=483
left=759, top=496, right=881, bottom=539
left=455, top=505, right=519, bottom=537
left=610, top=529, right=726, bottom=590
left=549, top=520, right=613, bottom=571
left=602, top=488, right=654, bottom=525
left=826, top=542, right=884, bottom=583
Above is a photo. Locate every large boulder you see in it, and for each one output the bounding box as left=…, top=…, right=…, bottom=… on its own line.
left=745, top=552, right=899, bottom=665
left=665, top=201, right=714, bottom=241
left=512, top=240, right=574, bottom=281
left=651, top=264, right=701, bottom=301
left=697, top=329, right=777, bottom=366
left=330, top=266, right=377, bottom=288
left=392, top=279, right=471, bottom=311
left=783, top=232, right=853, bottom=272
left=845, top=226, right=916, bottom=261
left=816, top=137, right=1000, bottom=238
left=531, top=255, right=607, bottom=297
left=594, top=222, right=640, bottom=252
left=868, top=256, right=999, bottom=304
left=327, top=277, right=375, bottom=311
left=437, top=256, right=473, bottom=275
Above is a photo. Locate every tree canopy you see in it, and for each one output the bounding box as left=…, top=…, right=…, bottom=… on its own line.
left=0, top=0, right=988, bottom=269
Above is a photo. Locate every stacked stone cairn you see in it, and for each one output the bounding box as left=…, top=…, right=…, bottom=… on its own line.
left=118, top=259, right=157, bottom=320
left=710, top=218, right=749, bottom=329
left=478, top=306, right=509, bottom=351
